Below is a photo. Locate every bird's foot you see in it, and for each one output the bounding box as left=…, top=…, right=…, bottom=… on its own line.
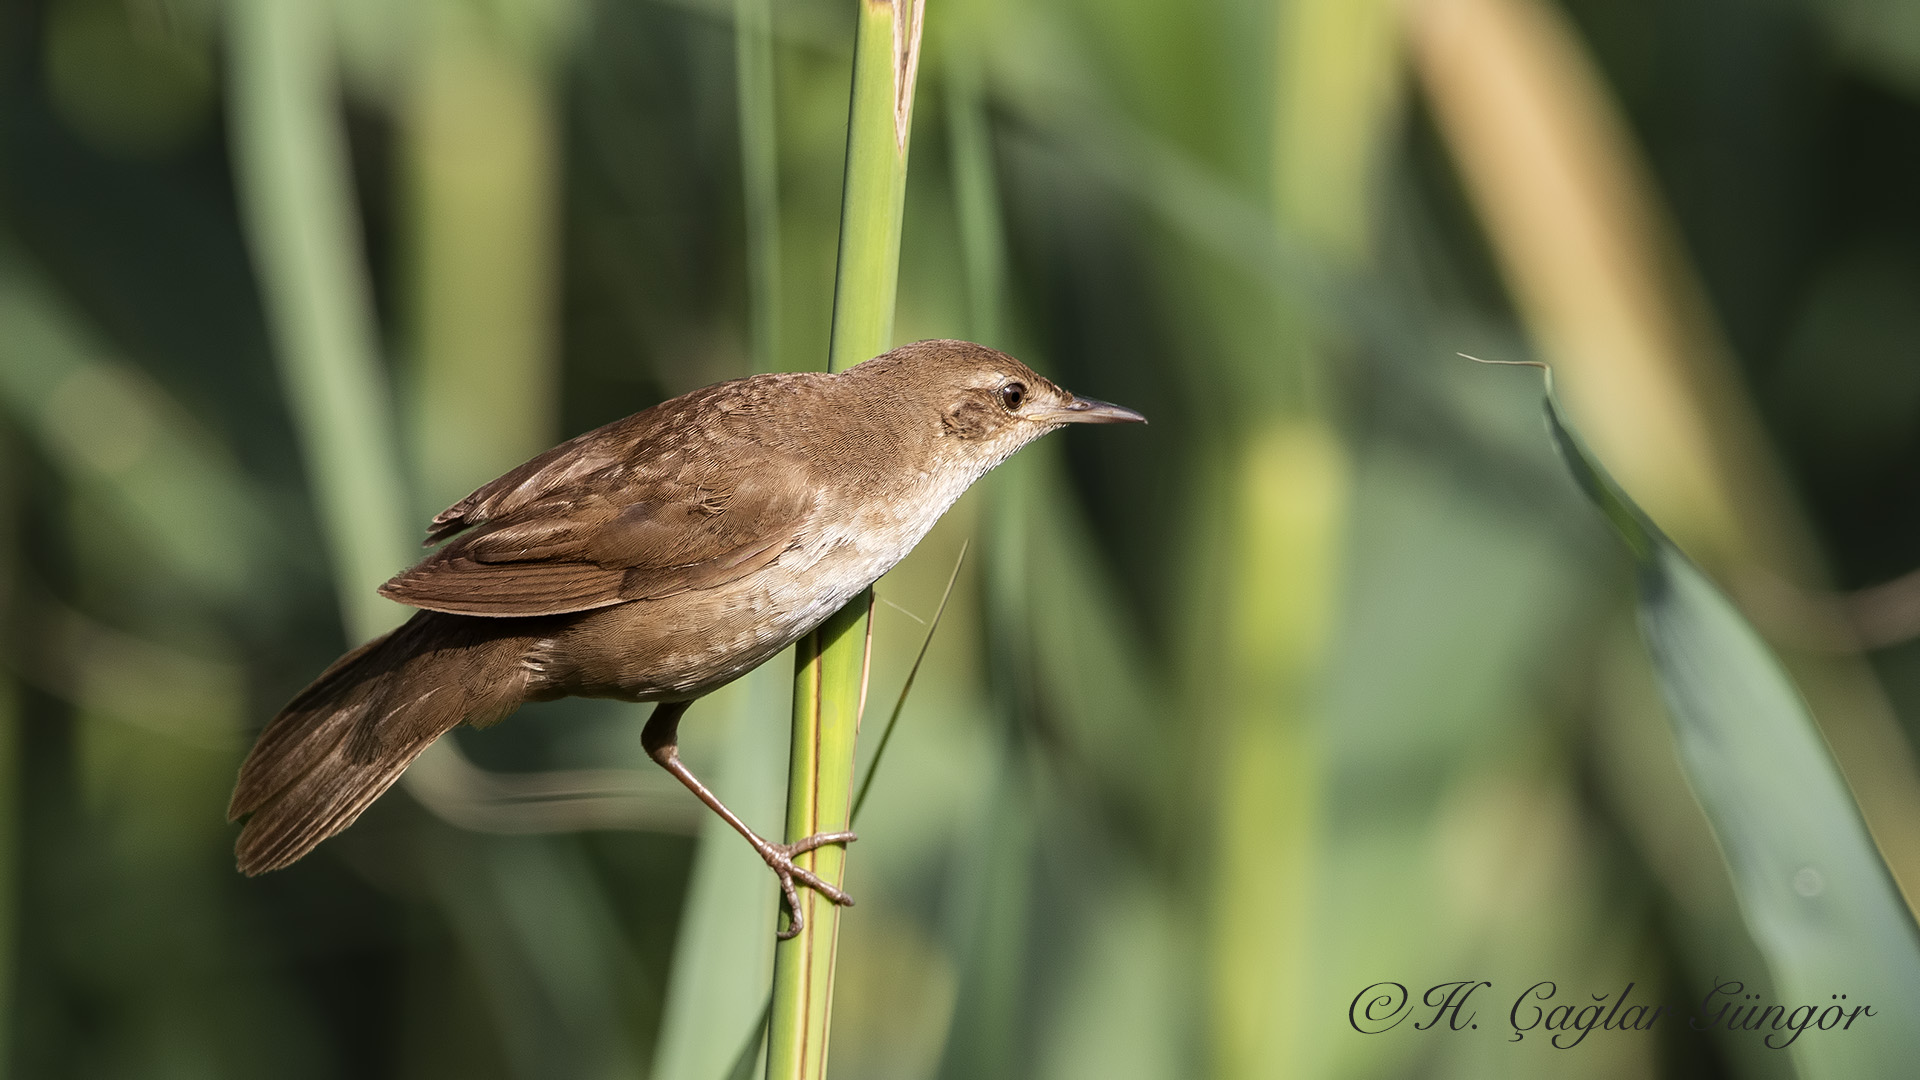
left=764, top=830, right=857, bottom=939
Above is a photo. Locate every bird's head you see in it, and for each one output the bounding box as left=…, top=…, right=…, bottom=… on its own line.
left=845, top=339, right=1145, bottom=474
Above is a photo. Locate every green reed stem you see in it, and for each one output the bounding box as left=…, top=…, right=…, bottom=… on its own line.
left=767, top=2, right=924, bottom=1077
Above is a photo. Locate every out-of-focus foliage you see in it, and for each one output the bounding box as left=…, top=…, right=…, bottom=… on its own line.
left=3, top=0, right=1920, bottom=1077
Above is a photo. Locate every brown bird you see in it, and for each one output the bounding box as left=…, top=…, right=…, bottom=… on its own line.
left=230, top=339, right=1142, bottom=933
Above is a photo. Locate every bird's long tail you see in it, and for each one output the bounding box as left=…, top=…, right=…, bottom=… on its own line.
left=229, top=611, right=536, bottom=874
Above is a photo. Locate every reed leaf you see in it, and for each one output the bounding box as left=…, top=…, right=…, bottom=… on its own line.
left=1412, top=0, right=1920, bottom=905
left=1545, top=381, right=1920, bottom=1080
left=851, top=540, right=966, bottom=825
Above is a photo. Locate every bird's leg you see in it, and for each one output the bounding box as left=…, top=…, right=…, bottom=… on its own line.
left=642, top=699, right=856, bottom=938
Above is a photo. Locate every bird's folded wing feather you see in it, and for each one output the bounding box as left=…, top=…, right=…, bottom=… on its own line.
left=381, top=416, right=817, bottom=616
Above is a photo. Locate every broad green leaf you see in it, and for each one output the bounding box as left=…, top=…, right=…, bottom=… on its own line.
left=1547, top=389, right=1920, bottom=1080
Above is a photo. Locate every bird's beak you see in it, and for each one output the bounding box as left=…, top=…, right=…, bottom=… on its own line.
left=1038, top=395, right=1148, bottom=425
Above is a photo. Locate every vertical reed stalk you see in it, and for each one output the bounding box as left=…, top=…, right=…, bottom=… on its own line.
left=935, top=55, right=1034, bottom=1080
left=946, top=55, right=1003, bottom=349
left=0, top=686, right=10, bottom=1080
left=404, top=3, right=560, bottom=510
left=766, top=2, right=924, bottom=1077
left=0, top=436, right=14, bottom=1080
left=737, top=0, right=783, bottom=376
left=230, top=6, right=615, bottom=1069
left=1209, top=2, right=1394, bottom=1077
left=652, top=2, right=789, bottom=1073
left=226, top=0, right=411, bottom=641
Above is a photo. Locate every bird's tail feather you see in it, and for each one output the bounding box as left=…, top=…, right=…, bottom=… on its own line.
left=229, top=611, right=534, bottom=875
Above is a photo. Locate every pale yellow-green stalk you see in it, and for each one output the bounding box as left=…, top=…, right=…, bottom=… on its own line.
left=1208, top=2, right=1396, bottom=1078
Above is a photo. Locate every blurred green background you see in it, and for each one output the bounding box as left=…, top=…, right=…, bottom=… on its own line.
left=3, top=0, right=1920, bottom=1077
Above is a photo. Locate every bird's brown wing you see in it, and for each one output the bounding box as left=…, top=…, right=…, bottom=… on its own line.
left=418, top=372, right=822, bottom=547
left=381, top=403, right=818, bottom=616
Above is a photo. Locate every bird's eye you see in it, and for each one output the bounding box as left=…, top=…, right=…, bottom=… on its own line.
left=999, top=382, right=1027, bottom=411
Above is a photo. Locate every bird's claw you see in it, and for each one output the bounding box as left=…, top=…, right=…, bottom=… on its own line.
left=767, top=830, right=857, bottom=939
